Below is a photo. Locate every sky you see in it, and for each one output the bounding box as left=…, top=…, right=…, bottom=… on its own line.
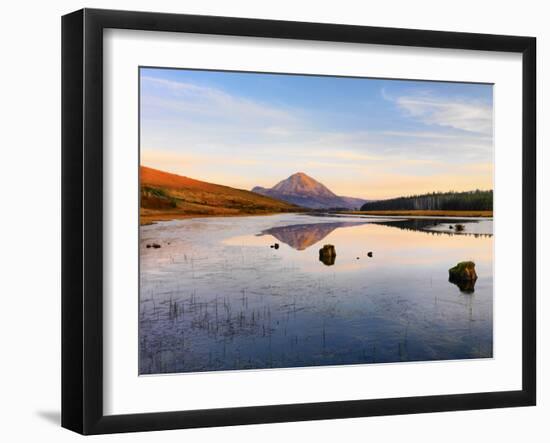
left=140, top=67, right=493, bottom=200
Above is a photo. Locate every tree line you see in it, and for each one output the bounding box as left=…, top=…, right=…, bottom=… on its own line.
left=360, top=190, right=493, bottom=211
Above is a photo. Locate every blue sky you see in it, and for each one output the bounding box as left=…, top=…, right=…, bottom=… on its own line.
left=140, top=67, right=493, bottom=199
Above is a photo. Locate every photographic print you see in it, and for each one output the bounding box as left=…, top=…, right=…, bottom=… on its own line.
left=139, top=67, right=493, bottom=375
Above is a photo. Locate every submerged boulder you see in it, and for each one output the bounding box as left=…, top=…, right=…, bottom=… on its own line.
left=452, top=279, right=477, bottom=293
left=319, top=244, right=336, bottom=266
left=449, top=261, right=477, bottom=293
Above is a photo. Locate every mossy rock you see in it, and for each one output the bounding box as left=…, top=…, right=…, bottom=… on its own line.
left=448, top=261, right=477, bottom=281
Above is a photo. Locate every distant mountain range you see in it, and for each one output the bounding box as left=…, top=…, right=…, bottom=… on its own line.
left=252, top=172, right=369, bottom=209
left=140, top=167, right=371, bottom=224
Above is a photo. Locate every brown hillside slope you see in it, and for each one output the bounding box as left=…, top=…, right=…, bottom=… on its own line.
left=140, top=166, right=301, bottom=224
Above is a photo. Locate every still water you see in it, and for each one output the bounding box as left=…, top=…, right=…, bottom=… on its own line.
left=139, top=214, right=493, bottom=374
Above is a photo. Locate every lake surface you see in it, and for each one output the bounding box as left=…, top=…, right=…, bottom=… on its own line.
left=139, top=214, right=493, bottom=375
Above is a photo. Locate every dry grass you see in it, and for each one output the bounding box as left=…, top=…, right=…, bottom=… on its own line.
left=340, top=210, right=493, bottom=217
left=140, top=166, right=301, bottom=225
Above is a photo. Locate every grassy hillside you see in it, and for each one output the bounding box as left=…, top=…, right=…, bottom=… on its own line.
left=140, top=166, right=301, bottom=224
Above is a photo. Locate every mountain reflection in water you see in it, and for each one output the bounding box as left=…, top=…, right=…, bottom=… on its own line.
left=372, top=218, right=493, bottom=238
left=257, top=217, right=492, bottom=252
left=258, top=221, right=367, bottom=250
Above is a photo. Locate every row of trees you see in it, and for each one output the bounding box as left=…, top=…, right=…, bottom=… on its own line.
left=360, top=190, right=493, bottom=211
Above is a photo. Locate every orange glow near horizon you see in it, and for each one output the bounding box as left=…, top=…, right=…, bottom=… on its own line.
left=141, top=153, right=493, bottom=200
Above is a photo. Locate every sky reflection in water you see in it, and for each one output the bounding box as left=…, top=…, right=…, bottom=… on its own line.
left=140, top=214, right=493, bottom=375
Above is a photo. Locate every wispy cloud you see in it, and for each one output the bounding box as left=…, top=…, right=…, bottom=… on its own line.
left=141, top=76, right=298, bottom=128
left=394, top=94, right=493, bottom=135
left=379, top=129, right=491, bottom=141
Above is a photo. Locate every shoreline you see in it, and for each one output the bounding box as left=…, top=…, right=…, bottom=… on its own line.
left=337, top=210, right=493, bottom=218
left=140, top=210, right=303, bottom=226
left=140, top=209, right=493, bottom=226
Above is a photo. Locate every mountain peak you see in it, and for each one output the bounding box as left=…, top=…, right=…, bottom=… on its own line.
left=272, top=172, right=337, bottom=198
left=288, top=172, right=317, bottom=183
left=251, top=172, right=367, bottom=209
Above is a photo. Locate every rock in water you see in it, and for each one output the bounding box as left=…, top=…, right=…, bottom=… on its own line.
left=453, top=279, right=477, bottom=293
left=319, top=244, right=336, bottom=266
left=448, top=261, right=477, bottom=293
left=449, top=261, right=477, bottom=280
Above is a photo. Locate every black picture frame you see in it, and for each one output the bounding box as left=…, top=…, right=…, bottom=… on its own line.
left=62, top=8, right=536, bottom=435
